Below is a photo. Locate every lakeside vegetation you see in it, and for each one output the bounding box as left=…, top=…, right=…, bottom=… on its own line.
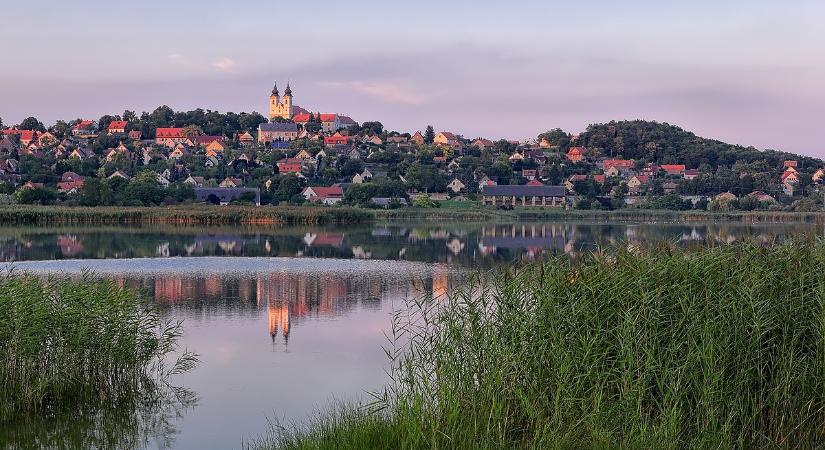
left=0, top=274, right=197, bottom=446
left=256, top=240, right=825, bottom=449
left=4, top=204, right=825, bottom=227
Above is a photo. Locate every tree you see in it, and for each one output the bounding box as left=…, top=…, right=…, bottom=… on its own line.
left=275, top=174, right=302, bottom=203
left=537, top=129, right=570, bottom=149
left=78, top=178, right=113, bottom=206
left=15, top=187, right=58, bottom=205
left=122, top=110, right=138, bottom=123
left=19, top=117, right=45, bottom=132
left=359, top=121, right=384, bottom=136
left=424, top=126, right=435, bottom=144
left=123, top=170, right=165, bottom=206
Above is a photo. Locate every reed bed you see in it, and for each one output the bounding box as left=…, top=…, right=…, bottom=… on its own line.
left=0, top=205, right=374, bottom=227
left=3, top=205, right=824, bottom=229
left=257, top=240, right=825, bottom=449
left=0, top=273, right=197, bottom=424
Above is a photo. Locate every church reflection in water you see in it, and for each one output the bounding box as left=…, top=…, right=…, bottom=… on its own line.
left=113, top=266, right=455, bottom=344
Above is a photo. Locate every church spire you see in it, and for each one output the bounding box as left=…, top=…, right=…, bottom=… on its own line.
left=284, top=82, right=292, bottom=97
left=271, top=81, right=279, bottom=96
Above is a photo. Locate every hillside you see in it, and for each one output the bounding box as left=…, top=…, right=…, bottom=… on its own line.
left=571, top=120, right=820, bottom=170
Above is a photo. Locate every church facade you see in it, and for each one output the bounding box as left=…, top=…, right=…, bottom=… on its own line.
left=269, top=82, right=294, bottom=120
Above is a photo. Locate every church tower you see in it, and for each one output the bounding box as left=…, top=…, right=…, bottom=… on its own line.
left=268, top=81, right=294, bottom=121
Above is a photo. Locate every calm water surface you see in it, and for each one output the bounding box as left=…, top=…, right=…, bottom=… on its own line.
left=3, top=221, right=821, bottom=449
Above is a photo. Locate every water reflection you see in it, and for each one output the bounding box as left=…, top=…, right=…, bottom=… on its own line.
left=5, top=221, right=821, bottom=449
left=0, top=221, right=819, bottom=266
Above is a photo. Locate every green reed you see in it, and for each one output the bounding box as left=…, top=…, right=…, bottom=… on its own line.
left=0, top=273, right=197, bottom=423
left=257, top=240, right=825, bottom=449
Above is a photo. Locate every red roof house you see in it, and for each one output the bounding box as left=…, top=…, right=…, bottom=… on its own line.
left=107, top=121, right=128, bottom=133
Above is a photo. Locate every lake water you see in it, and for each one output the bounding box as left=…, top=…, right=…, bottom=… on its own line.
left=2, top=221, right=821, bottom=449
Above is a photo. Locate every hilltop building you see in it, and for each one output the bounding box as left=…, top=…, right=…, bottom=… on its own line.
left=269, top=82, right=297, bottom=120
left=265, top=82, right=356, bottom=132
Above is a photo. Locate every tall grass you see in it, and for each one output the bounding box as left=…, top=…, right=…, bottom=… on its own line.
left=0, top=273, right=197, bottom=424
left=257, top=240, right=825, bottom=449
left=0, top=205, right=374, bottom=226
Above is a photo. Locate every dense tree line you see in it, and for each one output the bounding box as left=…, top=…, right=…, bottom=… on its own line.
left=575, top=120, right=819, bottom=171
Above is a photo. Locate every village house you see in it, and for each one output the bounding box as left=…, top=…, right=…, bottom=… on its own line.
left=508, top=152, right=524, bottom=162
left=386, top=136, right=408, bottom=145
left=69, top=148, right=96, bottom=160
left=352, top=168, right=373, bottom=184
left=2, top=129, right=37, bottom=146
left=57, top=172, right=84, bottom=193
left=184, top=176, right=207, bottom=187
left=627, top=175, right=649, bottom=190
left=780, top=169, right=799, bottom=184
left=324, top=134, right=351, bottom=147
left=155, top=128, right=190, bottom=146
left=238, top=131, right=255, bottom=147
left=472, top=138, right=493, bottom=150
left=195, top=187, right=260, bottom=206
left=661, top=164, right=687, bottom=177
left=22, top=181, right=45, bottom=190
left=204, top=140, right=227, bottom=153
left=481, top=184, right=566, bottom=208
left=107, top=121, right=128, bottom=134
left=411, top=131, right=425, bottom=145
left=219, top=177, right=244, bottom=188
left=258, top=123, right=299, bottom=143
left=447, top=178, right=466, bottom=193
left=107, top=170, right=131, bottom=181
left=301, top=185, right=345, bottom=205
left=434, top=132, right=461, bottom=149
left=567, top=147, right=584, bottom=163
left=71, top=120, right=97, bottom=137
left=277, top=158, right=303, bottom=174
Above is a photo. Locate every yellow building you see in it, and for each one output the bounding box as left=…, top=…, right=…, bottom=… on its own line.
left=269, top=82, right=294, bottom=120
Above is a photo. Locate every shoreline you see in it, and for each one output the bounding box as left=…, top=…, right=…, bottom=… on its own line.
left=2, top=205, right=825, bottom=227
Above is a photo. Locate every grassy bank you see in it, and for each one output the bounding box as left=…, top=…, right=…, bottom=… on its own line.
left=3, top=205, right=825, bottom=227
left=0, top=274, right=197, bottom=429
left=256, top=240, right=825, bottom=449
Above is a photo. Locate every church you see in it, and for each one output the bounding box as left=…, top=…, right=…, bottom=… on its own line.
left=267, top=82, right=357, bottom=133
left=269, top=82, right=303, bottom=120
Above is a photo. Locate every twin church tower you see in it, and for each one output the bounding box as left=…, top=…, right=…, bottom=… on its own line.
left=269, top=82, right=294, bottom=121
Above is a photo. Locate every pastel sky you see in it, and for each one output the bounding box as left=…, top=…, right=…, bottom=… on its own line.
left=1, top=0, right=824, bottom=156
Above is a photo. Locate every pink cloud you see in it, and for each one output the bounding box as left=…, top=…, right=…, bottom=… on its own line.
left=320, top=81, right=426, bottom=105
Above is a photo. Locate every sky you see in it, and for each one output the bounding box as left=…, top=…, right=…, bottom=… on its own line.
left=1, top=0, right=824, bottom=156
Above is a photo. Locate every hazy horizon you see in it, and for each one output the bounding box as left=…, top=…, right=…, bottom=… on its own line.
left=1, top=0, right=823, bottom=157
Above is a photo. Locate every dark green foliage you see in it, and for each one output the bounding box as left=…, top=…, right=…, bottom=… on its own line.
left=0, top=274, right=197, bottom=421
left=18, top=117, right=46, bottom=132
left=134, top=106, right=267, bottom=138
left=258, top=240, right=825, bottom=449
left=15, top=187, right=58, bottom=205
left=578, top=120, right=819, bottom=170
left=78, top=178, right=113, bottom=207
left=424, top=126, right=435, bottom=144
left=344, top=178, right=407, bottom=206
